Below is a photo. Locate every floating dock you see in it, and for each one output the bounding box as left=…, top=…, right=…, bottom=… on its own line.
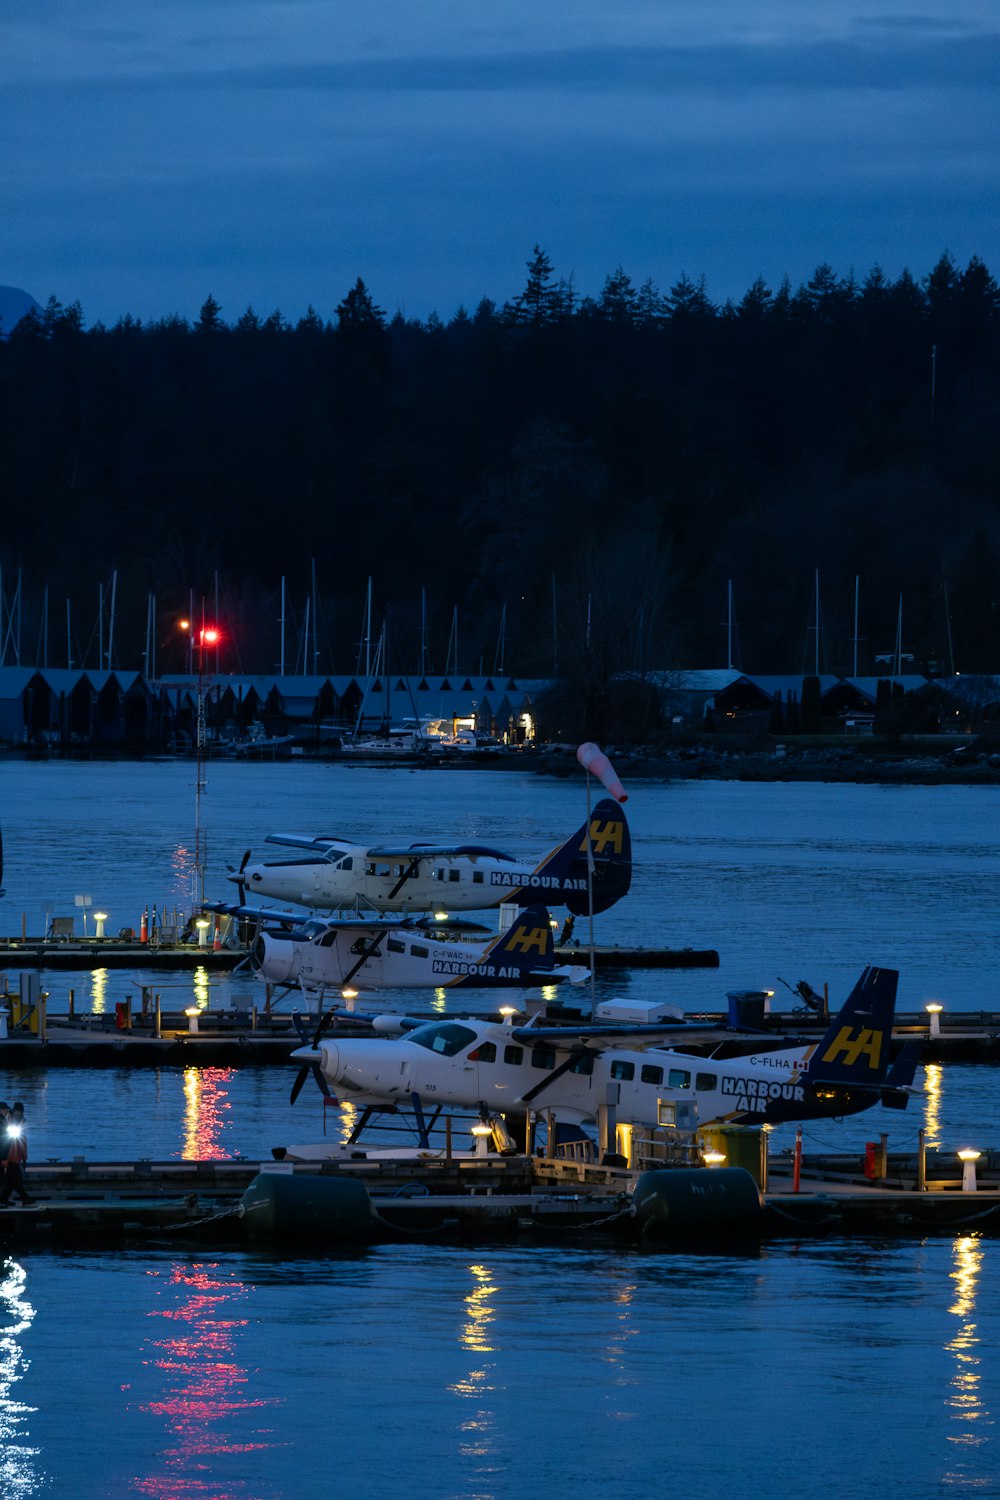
left=0, top=938, right=721, bottom=971
left=1, top=1005, right=999, bottom=1066
left=1, top=1149, right=998, bottom=1249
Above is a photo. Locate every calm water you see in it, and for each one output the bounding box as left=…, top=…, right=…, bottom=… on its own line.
left=2, top=762, right=1000, bottom=1498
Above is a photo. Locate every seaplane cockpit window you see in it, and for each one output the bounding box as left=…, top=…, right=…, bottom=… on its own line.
left=640, top=1064, right=664, bottom=1085
left=410, top=944, right=429, bottom=958
left=695, top=1072, right=717, bottom=1090
left=350, top=938, right=367, bottom=954
left=407, top=1022, right=479, bottom=1056
left=469, top=1042, right=497, bottom=1063
left=434, top=869, right=445, bottom=881
left=610, top=1060, right=635, bottom=1081
left=473, top=871, right=484, bottom=884
left=320, top=931, right=338, bottom=947
left=530, top=1046, right=556, bottom=1070
left=668, top=1068, right=692, bottom=1089
left=571, top=1053, right=595, bottom=1075
left=504, top=1044, right=523, bottom=1065
left=387, top=938, right=405, bottom=954
left=334, top=856, right=353, bottom=870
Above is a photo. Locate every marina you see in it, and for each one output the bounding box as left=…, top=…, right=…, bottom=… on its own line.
left=1, top=762, right=1000, bottom=1497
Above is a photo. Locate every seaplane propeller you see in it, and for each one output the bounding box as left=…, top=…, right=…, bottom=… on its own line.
left=225, top=849, right=253, bottom=902
left=288, top=1010, right=338, bottom=1107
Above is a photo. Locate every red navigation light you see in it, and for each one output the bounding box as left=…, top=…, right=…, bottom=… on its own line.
left=200, top=627, right=220, bottom=647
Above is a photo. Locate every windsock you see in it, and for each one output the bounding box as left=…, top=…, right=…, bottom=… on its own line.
left=576, top=742, right=628, bottom=803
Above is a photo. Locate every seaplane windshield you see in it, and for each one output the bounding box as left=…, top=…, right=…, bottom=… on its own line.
left=406, top=1022, right=480, bottom=1057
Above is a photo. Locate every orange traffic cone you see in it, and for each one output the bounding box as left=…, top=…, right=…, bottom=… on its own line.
left=140, top=907, right=148, bottom=944
left=213, top=916, right=222, bottom=952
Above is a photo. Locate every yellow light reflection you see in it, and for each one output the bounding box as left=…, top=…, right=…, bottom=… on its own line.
left=945, top=1236, right=988, bottom=1451
left=923, top=1063, right=943, bottom=1149
left=0, top=1259, right=39, bottom=1496
left=90, top=966, right=109, bottom=1016
left=431, top=989, right=449, bottom=1013
left=182, top=1068, right=234, bottom=1159
left=132, top=1261, right=278, bottom=1497
left=449, top=1264, right=499, bottom=1462
left=191, top=967, right=210, bottom=1009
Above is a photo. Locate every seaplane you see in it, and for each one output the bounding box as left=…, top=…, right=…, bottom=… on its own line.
left=286, top=964, right=920, bottom=1140
left=210, top=901, right=588, bottom=992
left=227, top=797, right=631, bottom=915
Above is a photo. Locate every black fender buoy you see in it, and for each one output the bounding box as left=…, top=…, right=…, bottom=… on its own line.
left=632, top=1168, right=762, bottom=1239
left=241, top=1172, right=376, bottom=1243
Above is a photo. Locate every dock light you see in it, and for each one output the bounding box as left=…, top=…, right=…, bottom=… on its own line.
left=195, top=917, right=210, bottom=948
left=434, top=911, right=449, bottom=922
left=341, top=987, right=358, bottom=1013
left=703, top=1150, right=726, bottom=1168
left=958, top=1148, right=981, bottom=1193
left=499, top=1005, right=517, bottom=1025
left=471, top=1124, right=492, bottom=1158
left=185, top=1005, right=201, bottom=1034
left=7, top=1122, right=23, bottom=1140
left=926, top=1002, right=943, bottom=1038
left=93, top=911, right=108, bottom=939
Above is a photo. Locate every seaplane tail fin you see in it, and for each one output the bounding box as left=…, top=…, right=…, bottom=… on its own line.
left=448, top=905, right=556, bottom=987
left=527, top=798, right=631, bottom=916
left=805, top=965, right=900, bottom=1088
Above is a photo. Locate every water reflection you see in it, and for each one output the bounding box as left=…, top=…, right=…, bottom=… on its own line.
left=449, top=1263, right=499, bottom=1467
left=945, top=1235, right=989, bottom=1460
left=0, top=1258, right=40, bottom=1498
left=182, top=1069, right=234, bottom=1159
left=90, top=967, right=109, bottom=1017
left=923, top=1063, right=943, bottom=1149
left=192, top=967, right=210, bottom=1010
left=132, top=1261, right=277, bottom=1498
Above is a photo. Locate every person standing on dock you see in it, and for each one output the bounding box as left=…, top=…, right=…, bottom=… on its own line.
left=0, top=1102, right=33, bottom=1206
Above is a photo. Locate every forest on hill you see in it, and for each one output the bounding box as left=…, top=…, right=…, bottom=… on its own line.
left=1, top=247, right=998, bottom=690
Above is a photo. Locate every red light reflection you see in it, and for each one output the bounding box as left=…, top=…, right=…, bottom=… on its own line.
left=131, top=1262, right=280, bottom=1499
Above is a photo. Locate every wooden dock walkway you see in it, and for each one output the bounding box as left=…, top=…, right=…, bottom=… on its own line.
left=1, top=1005, right=999, bottom=1066
left=1, top=1150, right=998, bottom=1249
left=0, top=938, right=720, bottom=971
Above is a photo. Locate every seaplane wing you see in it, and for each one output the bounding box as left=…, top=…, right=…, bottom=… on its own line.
left=364, top=842, right=511, bottom=861
left=265, top=834, right=355, bottom=851
left=249, top=904, right=588, bottom=991
left=287, top=962, right=913, bottom=1130
left=238, top=798, right=631, bottom=914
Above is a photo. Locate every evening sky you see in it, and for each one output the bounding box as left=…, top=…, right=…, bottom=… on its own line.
left=3, top=0, right=997, bottom=325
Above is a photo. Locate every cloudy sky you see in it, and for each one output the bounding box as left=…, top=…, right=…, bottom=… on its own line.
left=3, top=0, right=998, bottom=325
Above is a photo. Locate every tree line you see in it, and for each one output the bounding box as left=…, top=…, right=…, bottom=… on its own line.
left=1, top=248, right=998, bottom=713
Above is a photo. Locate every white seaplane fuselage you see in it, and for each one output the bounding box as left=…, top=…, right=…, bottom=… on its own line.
left=241, top=844, right=588, bottom=913
left=294, top=1016, right=892, bottom=1131
left=255, top=924, right=588, bottom=990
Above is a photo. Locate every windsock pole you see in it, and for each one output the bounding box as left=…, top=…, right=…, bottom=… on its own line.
left=575, top=742, right=628, bottom=1017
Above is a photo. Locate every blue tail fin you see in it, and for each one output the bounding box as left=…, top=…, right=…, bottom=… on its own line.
left=517, top=798, right=631, bottom=915
left=446, top=905, right=557, bottom=988
left=805, top=965, right=899, bottom=1086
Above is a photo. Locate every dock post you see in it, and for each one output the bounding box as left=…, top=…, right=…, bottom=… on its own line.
left=793, top=1124, right=802, bottom=1193
left=251, top=1006, right=258, bottom=1032
left=68, top=988, right=75, bottom=1018
left=917, top=1128, right=926, bottom=1192
left=879, top=1133, right=888, bottom=1182
left=445, top=1115, right=452, bottom=1160
left=759, top=1128, right=768, bottom=1192
left=154, top=994, right=161, bottom=1039
left=39, top=994, right=46, bottom=1042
